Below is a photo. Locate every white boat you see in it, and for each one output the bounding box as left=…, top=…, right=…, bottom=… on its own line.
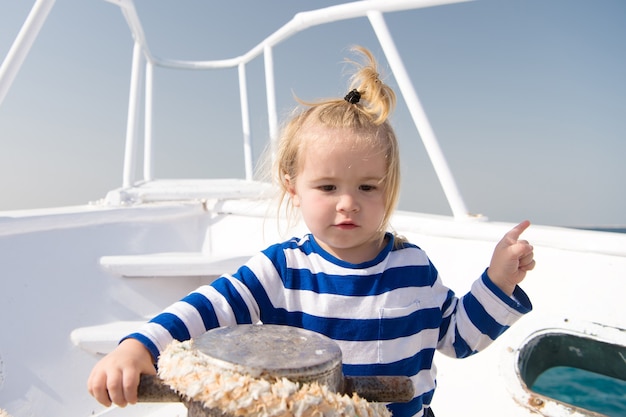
left=1, top=1, right=624, bottom=416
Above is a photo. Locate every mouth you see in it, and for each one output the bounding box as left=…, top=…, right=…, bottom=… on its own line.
left=334, top=221, right=358, bottom=230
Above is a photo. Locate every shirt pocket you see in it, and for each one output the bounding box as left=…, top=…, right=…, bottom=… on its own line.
left=378, top=300, right=423, bottom=364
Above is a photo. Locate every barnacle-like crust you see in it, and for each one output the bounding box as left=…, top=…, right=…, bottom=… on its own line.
left=158, top=340, right=392, bottom=417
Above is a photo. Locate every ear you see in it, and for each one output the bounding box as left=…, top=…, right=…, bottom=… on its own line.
left=285, top=175, right=301, bottom=207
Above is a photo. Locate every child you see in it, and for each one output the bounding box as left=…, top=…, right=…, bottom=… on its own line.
left=88, top=46, right=535, bottom=417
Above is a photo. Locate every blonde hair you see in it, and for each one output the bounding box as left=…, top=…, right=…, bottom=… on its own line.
left=273, top=46, right=401, bottom=239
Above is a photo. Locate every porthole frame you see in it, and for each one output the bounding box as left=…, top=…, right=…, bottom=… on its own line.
left=501, top=319, right=626, bottom=417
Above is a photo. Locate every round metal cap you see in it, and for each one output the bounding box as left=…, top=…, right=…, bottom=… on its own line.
left=193, top=324, right=343, bottom=386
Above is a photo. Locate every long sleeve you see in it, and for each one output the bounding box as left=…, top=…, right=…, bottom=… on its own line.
left=436, top=269, right=532, bottom=359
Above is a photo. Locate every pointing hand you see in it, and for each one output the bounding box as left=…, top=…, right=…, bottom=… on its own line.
left=487, top=220, right=536, bottom=296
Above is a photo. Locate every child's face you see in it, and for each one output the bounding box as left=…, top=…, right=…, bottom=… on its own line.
left=288, top=127, right=388, bottom=264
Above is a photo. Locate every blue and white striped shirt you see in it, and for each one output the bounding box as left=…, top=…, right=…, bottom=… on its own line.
left=127, top=232, right=532, bottom=417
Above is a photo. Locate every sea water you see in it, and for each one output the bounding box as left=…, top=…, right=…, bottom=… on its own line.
left=532, top=367, right=626, bottom=417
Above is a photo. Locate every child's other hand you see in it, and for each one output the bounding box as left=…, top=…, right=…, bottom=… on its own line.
left=87, top=338, right=156, bottom=407
left=487, top=220, right=536, bottom=296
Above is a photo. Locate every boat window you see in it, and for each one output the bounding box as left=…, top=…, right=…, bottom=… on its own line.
left=517, top=332, right=626, bottom=417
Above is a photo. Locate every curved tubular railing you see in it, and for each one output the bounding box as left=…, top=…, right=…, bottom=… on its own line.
left=1, top=0, right=472, bottom=219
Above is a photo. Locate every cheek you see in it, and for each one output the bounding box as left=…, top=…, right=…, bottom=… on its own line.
left=364, top=194, right=387, bottom=216
left=295, top=192, right=331, bottom=213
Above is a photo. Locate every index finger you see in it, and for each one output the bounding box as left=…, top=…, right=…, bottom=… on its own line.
left=123, top=369, right=142, bottom=405
left=506, top=220, right=531, bottom=241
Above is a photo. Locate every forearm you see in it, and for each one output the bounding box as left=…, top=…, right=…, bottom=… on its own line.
left=437, top=271, right=532, bottom=358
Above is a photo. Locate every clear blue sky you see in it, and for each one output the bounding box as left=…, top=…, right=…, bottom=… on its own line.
left=1, top=0, right=625, bottom=228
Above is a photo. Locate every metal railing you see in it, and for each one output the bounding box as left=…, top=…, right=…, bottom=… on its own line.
left=0, top=0, right=472, bottom=219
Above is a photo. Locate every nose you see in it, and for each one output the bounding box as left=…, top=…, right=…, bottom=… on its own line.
left=336, top=192, right=359, bottom=213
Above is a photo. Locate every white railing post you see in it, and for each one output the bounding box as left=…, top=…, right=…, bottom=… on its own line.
left=0, top=0, right=56, bottom=107
left=238, top=63, right=253, bottom=181
left=143, top=61, right=154, bottom=182
left=122, top=42, right=145, bottom=189
left=263, top=45, right=279, bottom=161
left=367, top=10, right=469, bottom=220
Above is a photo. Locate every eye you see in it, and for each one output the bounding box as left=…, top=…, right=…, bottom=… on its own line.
left=359, top=184, right=377, bottom=192
left=318, top=185, right=336, bottom=192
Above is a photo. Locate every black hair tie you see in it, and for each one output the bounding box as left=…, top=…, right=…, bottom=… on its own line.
left=344, top=89, right=361, bottom=104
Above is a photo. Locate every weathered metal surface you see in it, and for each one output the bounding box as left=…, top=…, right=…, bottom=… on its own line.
left=137, top=374, right=181, bottom=403
left=194, top=324, right=344, bottom=390
left=186, top=400, right=232, bottom=417
left=343, top=375, right=415, bottom=403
